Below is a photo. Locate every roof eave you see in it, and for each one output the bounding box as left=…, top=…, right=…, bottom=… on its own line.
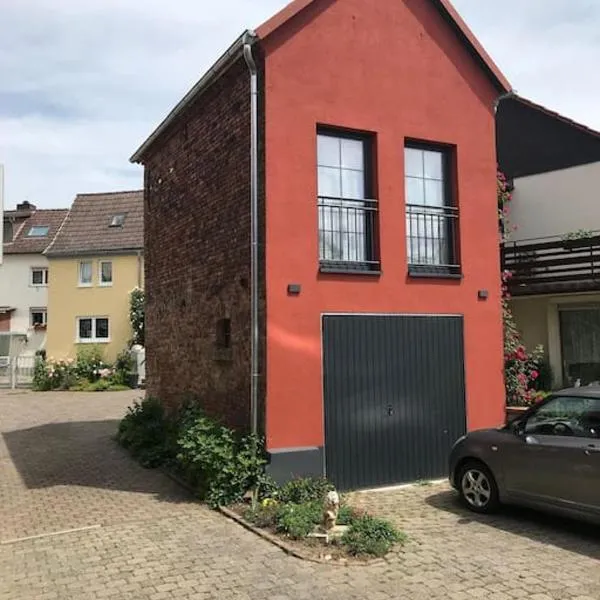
left=130, top=31, right=257, bottom=164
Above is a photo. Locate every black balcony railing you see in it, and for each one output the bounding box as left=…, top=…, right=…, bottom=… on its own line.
left=318, top=196, right=379, bottom=271
left=406, top=204, right=460, bottom=275
left=502, top=234, right=600, bottom=295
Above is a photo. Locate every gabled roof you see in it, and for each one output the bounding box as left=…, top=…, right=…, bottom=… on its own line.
left=497, top=93, right=600, bottom=179
left=4, top=209, right=69, bottom=255
left=45, top=191, right=144, bottom=257
left=131, top=0, right=510, bottom=163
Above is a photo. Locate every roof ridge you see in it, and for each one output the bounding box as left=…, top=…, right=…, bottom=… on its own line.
left=76, top=190, right=143, bottom=197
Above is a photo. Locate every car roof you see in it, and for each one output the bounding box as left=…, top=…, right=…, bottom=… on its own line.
left=554, top=387, right=600, bottom=398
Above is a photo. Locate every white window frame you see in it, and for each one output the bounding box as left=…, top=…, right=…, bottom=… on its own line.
left=31, top=267, right=49, bottom=287
left=30, top=308, right=48, bottom=327
left=78, top=261, right=93, bottom=287
left=76, top=316, right=110, bottom=343
left=99, top=260, right=113, bottom=287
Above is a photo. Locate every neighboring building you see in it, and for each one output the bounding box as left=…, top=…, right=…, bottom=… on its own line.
left=45, top=191, right=144, bottom=362
left=0, top=202, right=69, bottom=356
left=131, top=0, right=510, bottom=488
left=498, top=94, right=600, bottom=388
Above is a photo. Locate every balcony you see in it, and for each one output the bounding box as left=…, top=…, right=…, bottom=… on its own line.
left=502, top=233, right=600, bottom=296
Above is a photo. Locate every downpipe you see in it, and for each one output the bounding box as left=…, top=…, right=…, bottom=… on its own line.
left=243, top=32, right=260, bottom=436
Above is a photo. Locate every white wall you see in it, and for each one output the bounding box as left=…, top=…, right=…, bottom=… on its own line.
left=510, top=161, right=600, bottom=242
left=0, top=254, right=49, bottom=354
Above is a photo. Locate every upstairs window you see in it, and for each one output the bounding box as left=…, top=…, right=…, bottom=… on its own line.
left=405, top=143, right=460, bottom=276
left=31, top=267, right=49, bottom=286
left=79, top=261, right=93, bottom=286
left=27, top=226, right=49, bottom=237
left=99, top=261, right=113, bottom=286
left=30, top=308, right=47, bottom=327
left=77, top=317, right=110, bottom=343
left=317, top=129, right=379, bottom=272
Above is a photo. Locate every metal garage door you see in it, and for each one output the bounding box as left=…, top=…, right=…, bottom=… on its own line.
left=323, top=314, right=466, bottom=490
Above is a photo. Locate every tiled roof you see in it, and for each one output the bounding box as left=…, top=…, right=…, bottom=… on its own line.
left=4, top=209, right=69, bottom=255
left=45, top=191, right=144, bottom=257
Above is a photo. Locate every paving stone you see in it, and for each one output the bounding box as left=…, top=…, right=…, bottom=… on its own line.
left=1, top=389, right=599, bottom=600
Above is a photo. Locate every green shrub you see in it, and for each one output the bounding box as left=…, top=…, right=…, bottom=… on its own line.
left=74, top=346, right=107, bottom=382
left=275, top=501, right=322, bottom=539
left=116, top=397, right=174, bottom=467
left=113, top=350, right=134, bottom=387
left=244, top=503, right=279, bottom=529
left=129, top=288, right=145, bottom=346
left=176, top=414, right=266, bottom=508
left=341, top=515, right=405, bottom=557
left=33, top=357, right=77, bottom=391
left=32, top=357, right=52, bottom=391
left=337, top=504, right=363, bottom=526
left=277, top=477, right=334, bottom=504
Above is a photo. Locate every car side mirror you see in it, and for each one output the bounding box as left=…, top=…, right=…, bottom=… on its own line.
left=510, top=419, right=525, bottom=436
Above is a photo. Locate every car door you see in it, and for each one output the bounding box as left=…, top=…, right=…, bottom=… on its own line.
left=503, top=395, right=592, bottom=509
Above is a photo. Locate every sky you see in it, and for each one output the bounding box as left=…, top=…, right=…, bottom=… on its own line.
left=1, top=0, right=599, bottom=209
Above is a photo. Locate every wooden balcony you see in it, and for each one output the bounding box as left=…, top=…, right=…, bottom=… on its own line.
left=502, top=234, right=600, bottom=296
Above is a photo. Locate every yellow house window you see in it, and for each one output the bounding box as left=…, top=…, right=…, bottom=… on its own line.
left=77, top=317, right=110, bottom=343
left=79, top=261, right=93, bottom=286
left=99, top=261, right=113, bottom=286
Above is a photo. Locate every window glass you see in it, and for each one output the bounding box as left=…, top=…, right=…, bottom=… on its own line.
left=405, top=148, right=424, bottom=178
left=100, top=261, right=112, bottom=284
left=423, top=150, right=443, bottom=180
left=95, top=318, right=109, bottom=339
left=341, top=170, right=365, bottom=200
left=79, top=318, right=92, bottom=339
left=317, top=135, right=341, bottom=168
left=340, top=139, right=363, bottom=170
left=525, top=395, right=600, bottom=438
left=318, top=167, right=341, bottom=198
left=31, top=310, right=46, bottom=326
left=27, top=226, right=49, bottom=237
left=79, top=262, right=92, bottom=285
left=31, top=268, right=48, bottom=285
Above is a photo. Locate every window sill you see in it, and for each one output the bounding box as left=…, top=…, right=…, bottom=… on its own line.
left=76, top=339, right=110, bottom=344
left=30, top=284, right=48, bottom=288
left=78, top=283, right=93, bottom=288
left=99, top=283, right=113, bottom=287
left=319, top=262, right=381, bottom=276
left=408, top=266, right=463, bottom=280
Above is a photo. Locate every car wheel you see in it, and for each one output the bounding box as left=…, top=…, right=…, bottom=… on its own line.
left=458, top=460, right=500, bottom=514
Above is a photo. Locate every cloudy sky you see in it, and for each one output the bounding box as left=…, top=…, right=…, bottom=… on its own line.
left=1, top=0, right=599, bottom=209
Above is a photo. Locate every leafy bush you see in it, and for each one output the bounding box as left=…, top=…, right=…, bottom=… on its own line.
left=275, top=501, right=322, bottom=539
left=341, top=515, right=405, bottom=557
left=116, top=397, right=174, bottom=468
left=277, top=477, right=334, bottom=504
left=113, top=350, right=134, bottom=387
left=74, top=346, right=107, bottom=382
left=129, top=288, right=145, bottom=346
left=176, top=414, right=266, bottom=508
left=337, top=504, right=364, bottom=526
left=32, top=357, right=77, bottom=391
left=243, top=502, right=279, bottom=529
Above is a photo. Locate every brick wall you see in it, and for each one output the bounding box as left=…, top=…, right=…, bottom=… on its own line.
left=142, top=56, right=261, bottom=432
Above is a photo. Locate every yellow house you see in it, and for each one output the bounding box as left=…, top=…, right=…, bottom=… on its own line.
left=45, top=191, right=144, bottom=362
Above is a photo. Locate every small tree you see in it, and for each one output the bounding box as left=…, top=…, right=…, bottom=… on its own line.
left=498, top=171, right=545, bottom=405
left=129, top=288, right=145, bottom=347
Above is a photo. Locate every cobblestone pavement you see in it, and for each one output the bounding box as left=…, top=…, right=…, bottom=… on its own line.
left=1, top=389, right=599, bottom=600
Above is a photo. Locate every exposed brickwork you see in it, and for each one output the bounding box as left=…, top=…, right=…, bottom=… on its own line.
left=141, top=57, right=261, bottom=431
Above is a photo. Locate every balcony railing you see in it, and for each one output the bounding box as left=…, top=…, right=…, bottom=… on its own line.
left=406, top=204, right=460, bottom=275
left=502, top=233, right=600, bottom=295
left=318, top=196, right=379, bottom=272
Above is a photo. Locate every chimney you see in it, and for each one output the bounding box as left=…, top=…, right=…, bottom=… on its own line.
left=16, top=201, right=36, bottom=213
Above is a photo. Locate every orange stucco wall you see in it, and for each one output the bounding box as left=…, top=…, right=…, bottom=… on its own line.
left=262, top=0, right=505, bottom=450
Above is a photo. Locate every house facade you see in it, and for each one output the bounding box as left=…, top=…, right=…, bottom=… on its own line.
left=498, top=95, right=600, bottom=390
left=45, top=191, right=144, bottom=362
left=132, top=0, right=509, bottom=489
left=0, top=202, right=69, bottom=357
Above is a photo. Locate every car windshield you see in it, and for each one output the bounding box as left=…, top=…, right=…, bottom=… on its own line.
left=525, top=395, right=600, bottom=438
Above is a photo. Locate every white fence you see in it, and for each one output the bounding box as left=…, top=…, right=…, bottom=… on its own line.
left=0, top=355, right=36, bottom=388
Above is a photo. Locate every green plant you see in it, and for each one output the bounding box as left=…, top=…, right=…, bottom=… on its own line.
left=113, top=350, right=134, bottom=387
left=341, top=515, right=405, bottom=557
left=561, top=229, right=595, bottom=241
left=277, top=477, right=334, bottom=504
left=129, top=288, right=145, bottom=347
left=244, top=503, right=279, bottom=529
left=74, top=346, right=107, bottom=382
left=336, top=504, right=363, bottom=526
left=176, top=414, right=266, bottom=508
left=32, top=357, right=52, bottom=391
left=33, top=357, right=78, bottom=391
left=275, top=501, right=322, bottom=539
left=116, top=397, right=174, bottom=467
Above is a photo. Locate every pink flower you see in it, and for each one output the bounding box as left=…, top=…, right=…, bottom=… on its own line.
left=530, top=370, right=539, bottom=381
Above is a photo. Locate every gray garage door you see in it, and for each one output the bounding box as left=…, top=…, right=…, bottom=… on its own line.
left=323, top=314, right=466, bottom=490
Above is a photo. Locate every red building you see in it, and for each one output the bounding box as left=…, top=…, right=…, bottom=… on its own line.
left=132, top=0, right=511, bottom=490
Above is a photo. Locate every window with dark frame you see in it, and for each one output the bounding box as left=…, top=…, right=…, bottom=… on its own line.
left=317, top=129, right=378, bottom=272
left=30, top=308, right=47, bottom=327
left=405, top=143, right=460, bottom=275
left=77, top=317, right=109, bottom=342
left=31, top=267, right=49, bottom=286
left=216, top=319, right=232, bottom=349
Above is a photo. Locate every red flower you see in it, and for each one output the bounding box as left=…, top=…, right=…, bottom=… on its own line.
left=530, top=370, right=539, bottom=381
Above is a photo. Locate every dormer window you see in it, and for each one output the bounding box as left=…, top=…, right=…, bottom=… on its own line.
left=27, top=226, right=49, bottom=237
left=109, top=214, right=126, bottom=228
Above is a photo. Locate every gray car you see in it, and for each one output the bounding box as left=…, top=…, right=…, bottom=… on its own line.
left=449, top=388, right=600, bottom=523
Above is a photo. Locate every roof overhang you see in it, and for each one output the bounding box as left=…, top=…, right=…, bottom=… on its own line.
left=0, top=307, right=16, bottom=314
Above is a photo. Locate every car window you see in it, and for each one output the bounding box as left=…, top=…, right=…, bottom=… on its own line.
left=525, top=395, right=600, bottom=438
